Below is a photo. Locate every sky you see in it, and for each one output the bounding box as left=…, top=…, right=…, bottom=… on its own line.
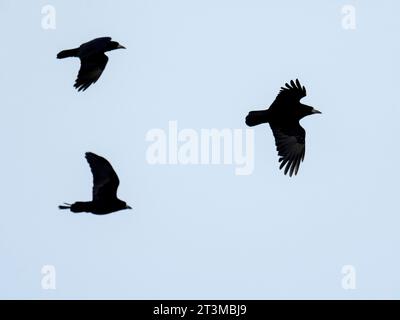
left=0, top=0, right=399, bottom=299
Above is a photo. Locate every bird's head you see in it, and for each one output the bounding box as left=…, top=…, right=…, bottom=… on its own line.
left=124, top=203, right=132, bottom=210
left=118, top=200, right=132, bottom=211
left=106, top=41, right=126, bottom=52
left=299, top=104, right=322, bottom=119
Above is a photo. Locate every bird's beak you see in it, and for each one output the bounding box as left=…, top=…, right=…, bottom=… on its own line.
left=117, top=44, right=126, bottom=49
left=311, top=108, right=322, bottom=114
left=126, top=205, right=132, bottom=210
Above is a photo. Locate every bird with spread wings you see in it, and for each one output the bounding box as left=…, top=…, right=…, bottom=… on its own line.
left=59, top=152, right=131, bottom=215
left=57, top=37, right=126, bottom=91
left=246, top=79, right=321, bottom=176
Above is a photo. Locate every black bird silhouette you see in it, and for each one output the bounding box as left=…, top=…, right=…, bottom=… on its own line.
left=245, top=79, right=321, bottom=176
left=57, top=37, right=126, bottom=91
left=59, top=152, right=132, bottom=214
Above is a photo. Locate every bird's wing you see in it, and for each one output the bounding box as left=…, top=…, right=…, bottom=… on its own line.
left=85, top=152, right=120, bottom=201
left=74, top=53, right=108, bottom=91
left=270, top=122, right=306, bottom=176
left=274, top=79, right=306, bottom=106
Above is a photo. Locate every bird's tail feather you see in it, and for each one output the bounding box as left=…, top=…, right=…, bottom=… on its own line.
left=58, top=203, right=71, bottom=210
left=245, top=110, right=269, bottom=127
left=57, top=48, right=79, bottom=59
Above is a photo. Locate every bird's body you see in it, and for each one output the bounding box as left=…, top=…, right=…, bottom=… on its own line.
left=60, top=200, right=128, bottom=215
left=59, top=152, right=131, bottom=215
left=245, top=79, right=321, bottom=176
left=57, top=37, right=126, bottom=91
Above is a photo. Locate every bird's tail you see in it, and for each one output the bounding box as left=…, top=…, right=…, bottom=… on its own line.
left=57, top=48, right=79, bottom=59
left=245, top=110, right=269, bottom=127
left=58, top=203, right=71, bottom=210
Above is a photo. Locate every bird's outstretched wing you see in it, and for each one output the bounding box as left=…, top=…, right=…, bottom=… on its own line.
left=274, top=79, right=306, bottom=105
left=270, top=122, right=306, bottom=177
left=74, top=54, right=108, bottom=91
left=85, top=152, right=120, bottom=201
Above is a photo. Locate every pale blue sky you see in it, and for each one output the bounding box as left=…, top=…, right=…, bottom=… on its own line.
left=0, top=0, right=399, bottom=299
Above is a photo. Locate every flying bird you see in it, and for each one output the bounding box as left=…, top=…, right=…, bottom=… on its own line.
left=57, top=37, right=126, bottom=91
left=59, top=152, right=132, bottom=214
left=245, top=79, right=321, bottom=176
